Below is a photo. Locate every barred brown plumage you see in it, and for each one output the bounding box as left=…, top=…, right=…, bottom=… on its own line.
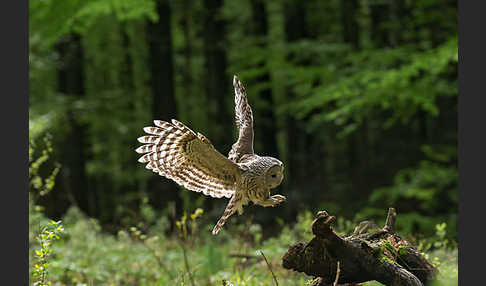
left=136, top=119, right=238, bottom=199
left=135, top=76, right=286, bottom=235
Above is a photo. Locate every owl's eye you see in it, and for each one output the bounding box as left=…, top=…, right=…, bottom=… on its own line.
left=271, top=174, right=276, bottom=178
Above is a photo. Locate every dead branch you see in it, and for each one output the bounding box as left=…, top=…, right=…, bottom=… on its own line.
left=282, top=208, right=438, bottom=286
left=229, top=253, right=261, bottom=260
left=260, top=250, right=279, bottom=286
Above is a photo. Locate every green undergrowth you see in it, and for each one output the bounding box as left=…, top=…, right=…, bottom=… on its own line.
left=29, top=206, right=457, bottom=286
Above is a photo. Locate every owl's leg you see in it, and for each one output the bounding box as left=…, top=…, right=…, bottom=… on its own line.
left=257, top=194, right=286, bottom=207
left=212, top=194, right=241, bottom=235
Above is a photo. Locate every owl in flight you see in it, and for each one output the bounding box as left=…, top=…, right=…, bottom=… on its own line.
left=135, top=76, right=286, bottom=235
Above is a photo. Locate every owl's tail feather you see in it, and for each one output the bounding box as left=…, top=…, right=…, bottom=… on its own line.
left=212, top=195, right=239, bottom=235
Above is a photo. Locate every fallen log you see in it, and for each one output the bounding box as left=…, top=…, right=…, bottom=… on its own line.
left=282, top=208, right=438, bottom=286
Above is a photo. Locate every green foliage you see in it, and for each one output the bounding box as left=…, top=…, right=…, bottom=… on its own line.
left=29, top=135, right=61, bottom=199
left=428, top=248, right=458, bottom=286
left=358, top=144, right=457, bottom=239
left=32, top=220, right=65, bottom=286
left=175, top=208, right=205, bottom=286
left=29, top=0, right=157, bottom=50
left=29, top=137, right=60, bottom=251
left=369, top=148, right=457, bottom=208
left=415, top=221, right=456, bottom=255
left=26, top=1, right=460, bottom=286
left=284, top=36, right=458, bottom=134
left=28, top=204, right=457, bottom=286
left=176, top=208, right=204, bottom=241
left=29, top=2, right=458, bottom=284
left=378, top=240, right=398, bottom=264
left=29, top=0, right=156, bottom=203
left=433, top=222, right=448, bottom=249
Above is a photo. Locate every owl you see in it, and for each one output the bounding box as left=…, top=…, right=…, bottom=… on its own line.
left=135, top=75, right=286, bottom=235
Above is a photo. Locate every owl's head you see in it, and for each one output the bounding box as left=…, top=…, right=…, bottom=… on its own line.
left=263, top=157, right=284, bottom=189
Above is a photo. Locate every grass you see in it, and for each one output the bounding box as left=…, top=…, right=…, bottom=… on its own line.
left=29, top=204, right=458, bottom=286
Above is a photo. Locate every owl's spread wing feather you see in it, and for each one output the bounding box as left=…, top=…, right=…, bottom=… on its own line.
left=136, top=119, right=240, bottom=199
left=228, top=75, right=254, bottom=162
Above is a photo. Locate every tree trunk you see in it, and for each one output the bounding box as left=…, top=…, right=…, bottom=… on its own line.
left=249, top=0, right=278, bottom=158
left=283, top=1, right=329, bottom=208
left=282, top=208, right=438, bottom=286
left=147, top=0, right=180, bottom=211
left=341, top=0, right=370, bottom=206
left=370, top=3, right=391, bottom=48
left=283, top=0, right=309, bottom=199
left=149, top=0, right=177, bottom=121
left=55, top=34, right=91, bottom=217
left=181, top=0, right=193, bottom=113
left=203, top=0, right=233, bottom=153
left=341, top=0, right=360, bottom=48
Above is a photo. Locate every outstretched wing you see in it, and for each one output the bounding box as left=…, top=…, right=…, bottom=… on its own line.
left=136, top=119, right=240, bottom=199
left=228, top=75, right=254, bottom=162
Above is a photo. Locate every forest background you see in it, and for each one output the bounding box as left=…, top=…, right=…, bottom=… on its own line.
left=29, top=0, right=458, bottom=285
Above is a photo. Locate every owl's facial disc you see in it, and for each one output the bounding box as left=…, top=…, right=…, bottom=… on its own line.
left=265, top=165, right=284, bottom=189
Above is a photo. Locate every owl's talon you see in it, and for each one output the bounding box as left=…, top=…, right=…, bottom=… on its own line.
left=272, top=194, right=286, bottom=205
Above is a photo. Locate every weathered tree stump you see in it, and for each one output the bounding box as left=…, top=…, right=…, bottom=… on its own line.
left=282, top=208, right=438, bottom=286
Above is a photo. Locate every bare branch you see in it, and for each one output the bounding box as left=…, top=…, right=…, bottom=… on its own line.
left=333, top=261, right=341, bottom=286
left=283, top=208, right=437, bottom=286
left=229, top=253, right=261, bottom=260
left=259, top=250, right=279, bottom=286
left=383, top=207, right=397, bottom=233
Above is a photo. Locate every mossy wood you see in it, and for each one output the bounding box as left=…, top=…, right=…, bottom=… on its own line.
left=282, top=208, right=438, bottom=286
